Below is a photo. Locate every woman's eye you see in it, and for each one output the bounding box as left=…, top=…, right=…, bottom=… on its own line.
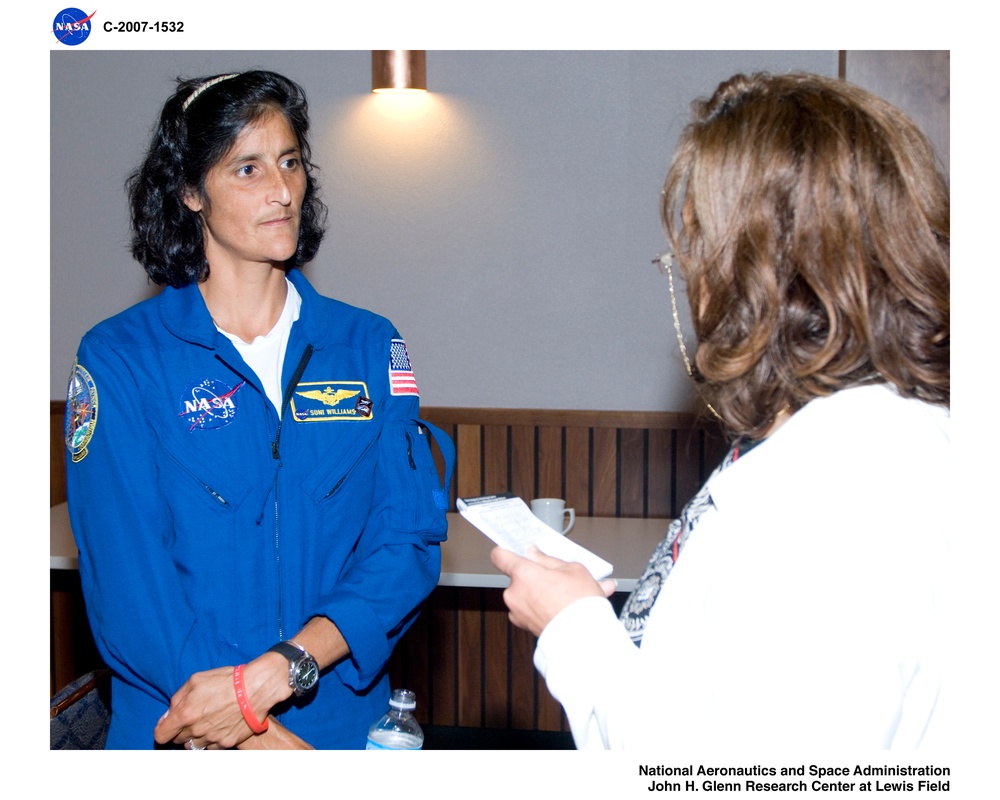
left=282, top=158, right=300, bottom=170
left=237, top=164, right=256, bottom=177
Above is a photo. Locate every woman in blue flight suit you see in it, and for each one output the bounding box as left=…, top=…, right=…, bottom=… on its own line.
left=65, top=70, right=453, bottom=749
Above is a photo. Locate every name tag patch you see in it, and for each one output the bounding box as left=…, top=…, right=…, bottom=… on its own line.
left=291, top=381, right=373, bottom=422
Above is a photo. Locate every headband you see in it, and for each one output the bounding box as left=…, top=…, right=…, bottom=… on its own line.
left=182, top=73, right=240, bottom=112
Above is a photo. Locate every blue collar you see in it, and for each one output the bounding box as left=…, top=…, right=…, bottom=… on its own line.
left=157, top=269, right=327, bottom=349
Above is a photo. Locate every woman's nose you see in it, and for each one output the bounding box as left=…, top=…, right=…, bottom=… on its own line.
left=269, top=171, right=292, bottom=205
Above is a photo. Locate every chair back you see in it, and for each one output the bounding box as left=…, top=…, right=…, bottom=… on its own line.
left=50, top=668, right=111, bottom=750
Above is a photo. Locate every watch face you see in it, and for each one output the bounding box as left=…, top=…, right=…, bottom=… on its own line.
left=293, top=658, right=319, bottom=694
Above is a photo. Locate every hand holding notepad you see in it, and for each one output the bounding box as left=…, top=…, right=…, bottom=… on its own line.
left=456, top=494, right=613, bottom=581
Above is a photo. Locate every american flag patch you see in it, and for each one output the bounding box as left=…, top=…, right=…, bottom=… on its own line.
left=389, top=338, right=419, bottom=396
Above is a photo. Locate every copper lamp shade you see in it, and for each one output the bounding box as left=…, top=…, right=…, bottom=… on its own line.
left=372, top=50, right=427, bottom=93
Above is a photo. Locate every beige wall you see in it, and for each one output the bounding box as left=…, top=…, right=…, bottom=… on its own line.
left=50, top=51, right=838, bottom=412
left=842, top=50, right=950, bottom=176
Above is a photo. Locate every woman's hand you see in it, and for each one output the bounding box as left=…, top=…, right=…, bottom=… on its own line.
left=490, top=546, right=617, bottom=637
left=153, top=653, right=290, bottom=749
left=238, top=717, right=314, bottom=750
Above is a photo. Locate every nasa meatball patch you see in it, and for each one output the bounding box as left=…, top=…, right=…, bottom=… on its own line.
left=179, top=378, right=245, bottom=432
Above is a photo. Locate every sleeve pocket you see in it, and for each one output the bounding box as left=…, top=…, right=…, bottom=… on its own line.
left=389, top=418, right=454, bottom=541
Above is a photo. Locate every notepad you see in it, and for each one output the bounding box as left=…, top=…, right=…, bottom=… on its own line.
left=457, top=494, right=614, bottom=581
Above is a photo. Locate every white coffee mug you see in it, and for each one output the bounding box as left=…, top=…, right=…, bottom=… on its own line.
left=530, top=498, right=575, bottom=535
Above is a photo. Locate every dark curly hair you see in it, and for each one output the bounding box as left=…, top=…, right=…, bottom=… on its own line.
left=127, top=70, right=327, bottom=287
left=662, top=72, right=949, bottom=437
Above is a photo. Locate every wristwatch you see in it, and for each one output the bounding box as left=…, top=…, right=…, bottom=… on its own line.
left=267, top=640, right=319, bottom=696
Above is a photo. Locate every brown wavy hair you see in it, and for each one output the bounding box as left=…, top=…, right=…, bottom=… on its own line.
left=662, top=72, right=949, bottom=437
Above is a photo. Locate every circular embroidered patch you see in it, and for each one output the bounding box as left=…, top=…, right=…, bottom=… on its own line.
left=178, top=378, right=243, bottom=431
left=65, top=362, right=98, bottom=463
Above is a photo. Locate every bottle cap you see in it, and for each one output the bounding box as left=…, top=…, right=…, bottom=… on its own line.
left=389, top=688, right=417, bottom=711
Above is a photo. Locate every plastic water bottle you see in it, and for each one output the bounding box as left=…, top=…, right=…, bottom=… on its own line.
left=366, top=688, right=424, bottom=750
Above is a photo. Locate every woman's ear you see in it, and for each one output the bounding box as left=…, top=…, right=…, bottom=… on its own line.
left=181, top=185, right=203, bottom=213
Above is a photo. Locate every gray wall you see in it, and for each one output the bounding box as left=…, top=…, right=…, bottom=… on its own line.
left=50, top=50, right=836, bottom=409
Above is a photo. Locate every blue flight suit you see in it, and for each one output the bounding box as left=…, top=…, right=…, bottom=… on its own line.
left=65, top=269, right=453, bottom=749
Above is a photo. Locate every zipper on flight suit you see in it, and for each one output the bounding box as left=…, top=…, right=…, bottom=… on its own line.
left=323, top=434, right=380, bottom=499
left=270, top=344, right=314, bottom=641
left=404, top=431, right=417, bottom=470
left=272, top=344, right=314, bottom=462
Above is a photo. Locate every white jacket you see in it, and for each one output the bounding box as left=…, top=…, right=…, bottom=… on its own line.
left=534, top=384, right=954, bottom=750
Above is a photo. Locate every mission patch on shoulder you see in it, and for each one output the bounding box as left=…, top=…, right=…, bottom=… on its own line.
left=66, top=361, right=98, bottom=463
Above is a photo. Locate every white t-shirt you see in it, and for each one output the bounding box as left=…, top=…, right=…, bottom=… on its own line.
left=217, top=278, right=301, bottom=414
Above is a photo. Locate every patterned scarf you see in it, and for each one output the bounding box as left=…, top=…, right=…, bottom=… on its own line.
left=619, top=439, right=753, bottom=645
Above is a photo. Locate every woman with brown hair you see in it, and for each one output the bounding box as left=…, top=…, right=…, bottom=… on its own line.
left=492, top=72, right=951, bottom=750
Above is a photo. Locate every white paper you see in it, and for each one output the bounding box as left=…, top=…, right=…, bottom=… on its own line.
left=457, top=495, right=613, bottom=581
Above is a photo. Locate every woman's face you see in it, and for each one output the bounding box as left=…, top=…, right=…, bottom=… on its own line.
left=183, top=110, right=307, bottom=275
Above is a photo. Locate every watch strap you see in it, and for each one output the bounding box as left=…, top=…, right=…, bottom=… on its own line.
left=267, top=640, right=318, bottom=696
left=267, top=640, right=306, bottom=662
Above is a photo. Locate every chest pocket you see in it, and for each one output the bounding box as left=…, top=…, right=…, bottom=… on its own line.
left=158, top=432, right=254, bottom=514
left=302, top=422, right=383, bottom=510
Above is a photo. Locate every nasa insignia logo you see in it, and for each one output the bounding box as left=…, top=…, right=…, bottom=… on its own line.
left=66, top=362, right=98, bottom=463
left=52, top=8, right=95, bottom=45
left=179, top=378, right=244, bottom=431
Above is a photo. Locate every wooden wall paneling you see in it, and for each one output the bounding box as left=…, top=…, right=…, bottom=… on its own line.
left=704, top=426, right=731, bottom=480
left=535, top=425, right=564, bottom=500
left=51, top=400, right=67, bottom=507
left=647, top=428, right=673, bottom=518
left=483, top=589, right=510, bottom=727
left=673, top=428, right=703, bottom=516
left=591, top=427, right=618, bottom=517
left=456, top=587, right=484, bottom=726
left=50, top=577, right=74, bottom=694
left=508, top=625, right=537, bottom=729
left=50, top=571, right=103, bottom=697
left=388, top=601, right=432, bottom=724
left=411, top=613, right=432, bottom=724
left=564, top=426, right=590, bottom=515
left=536, top=671, right=567, bottom=732
left=455, top=424, right=482, bottom=500
left=427, top=586, right=459, bottom=726
left=618, top=428, right=647, bottom=518
left=483, top=424, right=509, bottom=495
left=510, top=425, right=536, bottom=503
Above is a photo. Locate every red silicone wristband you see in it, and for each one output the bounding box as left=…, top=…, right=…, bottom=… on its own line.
left=233, top=664, right=269, bottom=734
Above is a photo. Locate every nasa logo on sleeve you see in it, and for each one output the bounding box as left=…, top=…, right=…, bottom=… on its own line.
left=52, top=8, right=95, bottom=46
